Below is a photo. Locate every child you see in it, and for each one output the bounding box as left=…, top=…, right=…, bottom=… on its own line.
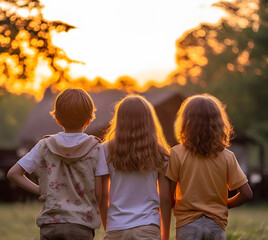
left=100, top=94, right=171, bottom=240
left=7, top=88, right=109, bottom=240
left=166, top=94, right=253, bottom=240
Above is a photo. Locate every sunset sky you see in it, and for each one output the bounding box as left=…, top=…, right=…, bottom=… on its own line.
left=40, top=0, right=231, bottom=86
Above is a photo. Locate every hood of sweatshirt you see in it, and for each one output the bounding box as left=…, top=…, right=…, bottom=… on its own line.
left=43, top=135, right=100, bottom=164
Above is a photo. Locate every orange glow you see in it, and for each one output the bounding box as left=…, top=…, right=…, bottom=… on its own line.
left=237, top=50, right=250, bottom=66
left=232, top=46, right=239, bottom=54
left=207, top=38, right=225, bottom=54
left=0, top=0, right=261, bottom=100
left=222, top=0, right=259, bottom=30
left=237, top=65, right=244, bottom=73
left=227, top=63, right=235, bottom=71
left=254, top=68, right=263, bottom=76
left=189, top=66, right=202, bottom=77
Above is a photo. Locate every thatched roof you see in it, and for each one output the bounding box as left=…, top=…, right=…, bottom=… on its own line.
left=17, top=88, right=184, bottom=148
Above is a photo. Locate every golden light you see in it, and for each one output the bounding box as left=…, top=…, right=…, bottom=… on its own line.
left=0, top=0, right=261, bottom=99
left=227, top=63, right=235, bottom=71
left=40, top=0, right=230, bottom=86
left=237, top=50, right=250, bottom=66
left=254, top=68, right=263, bottom=76
left=207, top=38, right=225, bottom=54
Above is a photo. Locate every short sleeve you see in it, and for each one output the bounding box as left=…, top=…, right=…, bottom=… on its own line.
left=165, top=148, right=180, bottom=183
left=17, top=142, right=42, bottom=174
left=95, top=144, right=109, bottom=176
left=227, top=152, right=248, bottom=191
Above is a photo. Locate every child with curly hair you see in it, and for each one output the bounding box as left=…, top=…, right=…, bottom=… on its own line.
left=166, top=94, right=253, bottom=240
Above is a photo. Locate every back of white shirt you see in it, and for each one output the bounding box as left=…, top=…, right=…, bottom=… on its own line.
left=103, top=142, right=161, bottom=232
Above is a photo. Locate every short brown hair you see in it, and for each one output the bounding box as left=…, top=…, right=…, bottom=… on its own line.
left=174, top=94, right=234, bottom=157
left=50, top=88, right=96, bottom=130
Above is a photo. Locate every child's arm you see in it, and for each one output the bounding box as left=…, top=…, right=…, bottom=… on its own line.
left=7, top=163, right=40, bottom=196
left=99, top=174, right=109, bottom=230
left=227, top=182, right=253, bottom=209
left=169, top=179, right=177, bottom=208
left=158, top=167, right=171, bottom=240
left=95, top=176, right=102, bottom=208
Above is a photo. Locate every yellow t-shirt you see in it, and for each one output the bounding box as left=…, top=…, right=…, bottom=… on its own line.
left=166, top=144, right=248, bottom=230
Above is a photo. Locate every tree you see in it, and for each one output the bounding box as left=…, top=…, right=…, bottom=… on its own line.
left=171, top=0, right=268, bottom=143
left=0, top=0, right=75, bottom=99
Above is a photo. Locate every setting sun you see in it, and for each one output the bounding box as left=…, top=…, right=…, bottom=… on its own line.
left=41, top=0, right=230, bottom=86
left=3, top=0, right=254, bottom=99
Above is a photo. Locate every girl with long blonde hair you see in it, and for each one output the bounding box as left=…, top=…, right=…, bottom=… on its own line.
left=100, top=94, right=171, bottom=240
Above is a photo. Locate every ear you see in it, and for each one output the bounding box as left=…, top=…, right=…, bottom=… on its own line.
left=56, top=119, right=63, bottom=127
left=85, top=119, right=90, bottom=127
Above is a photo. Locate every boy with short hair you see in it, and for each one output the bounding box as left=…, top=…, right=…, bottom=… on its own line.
left=7, top=88, right=108, bottom=240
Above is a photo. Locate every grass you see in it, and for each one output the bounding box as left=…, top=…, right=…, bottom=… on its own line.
left=0, top=202, right=267, bottom=240
left=226, top=203, right=268, bottom=240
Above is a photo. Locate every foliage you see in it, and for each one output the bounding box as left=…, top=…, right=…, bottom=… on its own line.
left=0, top=0, right=75, bottom=99
left=0, top=90, right=36, bottom=148
left=227, top=203, right=268, bottom=240
left=171, top=0, right=268, bottom=145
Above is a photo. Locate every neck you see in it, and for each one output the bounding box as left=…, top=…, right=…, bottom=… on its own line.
left=64, top=128, right=84, bottom=133
left=63, top=122, right=89, bottom=133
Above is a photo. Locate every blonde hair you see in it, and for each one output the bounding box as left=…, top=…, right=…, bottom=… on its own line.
left=104, top=94, right=170, bottom=172
left=50, top=88, right=96, bottom=130
left=175, top=94, right=234, bottom=157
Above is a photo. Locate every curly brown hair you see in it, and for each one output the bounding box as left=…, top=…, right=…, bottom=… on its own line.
left=104, top=94, right=170, bottom=172
left=174, top=94, right=234, bottom=157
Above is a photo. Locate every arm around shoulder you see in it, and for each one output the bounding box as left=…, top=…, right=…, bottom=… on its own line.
left=228, top=182, right=253, bottom=209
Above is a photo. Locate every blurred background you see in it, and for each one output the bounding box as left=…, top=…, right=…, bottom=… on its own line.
left=0, top=0, right=267, bottom=239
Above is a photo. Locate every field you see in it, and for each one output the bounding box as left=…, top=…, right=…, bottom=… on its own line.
left=0, top=202, right=267, bottom=240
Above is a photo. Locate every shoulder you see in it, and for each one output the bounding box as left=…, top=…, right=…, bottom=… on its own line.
left=171, top=144, right=188, bottom=156
left=170, top=144, right=186, bottom=163
left=84, top=136, right=103, bottom=160
left=172, top=143, right=185, bottom=151
left=220, top=148, right=236, bottom=160
left=36, top=137, right=48, bottom=148
left=87, top=135, right=101, bottom=144
left=101, top=141, right=109, bottom=149
left=42, top=135, right=51, bottom=139
left=88, top=135, right=101, bottom=142
left=40, top=134, right=57, bottom=146
left=217, top=148, right=238, bottom=168
left=84, top=135, right=102, bottom=150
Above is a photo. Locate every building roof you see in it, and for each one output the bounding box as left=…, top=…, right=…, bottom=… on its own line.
left=17, top=88, right=183, bottom=147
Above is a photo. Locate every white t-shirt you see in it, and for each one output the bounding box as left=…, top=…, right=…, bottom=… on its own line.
left=18, top=132, right=109, bottom=176
left=103, top=142, right=161, bottom=232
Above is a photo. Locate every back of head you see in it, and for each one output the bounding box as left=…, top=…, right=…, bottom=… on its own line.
left=175, top=94, right=233, bottom=157
left=51, top=88, right=96, bottom=130
left=104, top=94, right=170, bottom=172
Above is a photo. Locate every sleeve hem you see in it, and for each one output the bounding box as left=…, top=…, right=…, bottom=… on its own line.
left=95, top=171, right=109, bottom=176
left=229, top=178, right=248, bottom=191
left=17, top=161, right=32, bottom=174
left=165, top=173, right=178, bottom=183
